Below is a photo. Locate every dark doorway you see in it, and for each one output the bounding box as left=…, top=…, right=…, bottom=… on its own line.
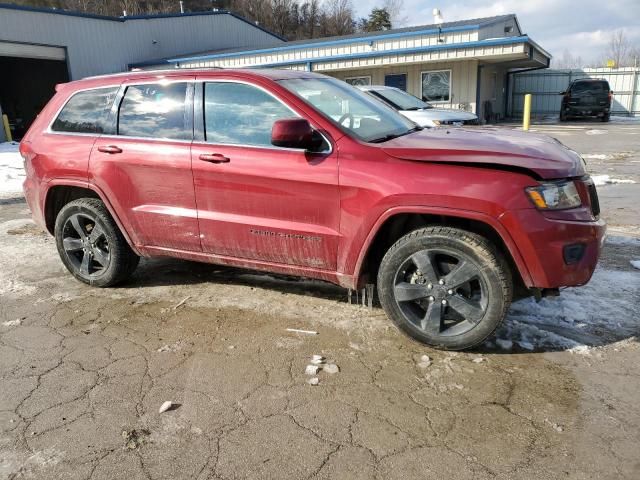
left=0, top=56, right=69, bottom=139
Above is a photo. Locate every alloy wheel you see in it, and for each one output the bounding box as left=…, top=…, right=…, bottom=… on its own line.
left=393, top=248, right=489, bottom=337
left=61, top=213, right=111, bottom=278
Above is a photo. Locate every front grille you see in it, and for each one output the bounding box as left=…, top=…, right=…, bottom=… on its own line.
left=586, top=180, right=600, bottom=217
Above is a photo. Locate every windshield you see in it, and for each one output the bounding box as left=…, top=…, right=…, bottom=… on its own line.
left=370, top=88, right=432, bottom=111
left=279, top=77, right=418, bottom=143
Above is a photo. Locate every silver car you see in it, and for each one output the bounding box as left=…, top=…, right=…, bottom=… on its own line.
left=358, top=85, right=478, bottom=128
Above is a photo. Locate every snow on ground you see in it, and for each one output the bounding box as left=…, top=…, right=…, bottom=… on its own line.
left=631, top=260, right=640, bottom=270
left=591, top=174, right=636, bottom=186
left=610, top=115, right=640, bottom=123
left=494, top=265, right=639, bottom=353
left=585, top=129, right=608, bottom=135
left=0, top=142, right=25, bottom=199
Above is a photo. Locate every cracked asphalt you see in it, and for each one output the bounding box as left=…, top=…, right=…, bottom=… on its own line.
left=1, top=121, right=640, bottom=480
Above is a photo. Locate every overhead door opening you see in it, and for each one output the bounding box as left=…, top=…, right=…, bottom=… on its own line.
left=0, top=56, right=69, bottom=139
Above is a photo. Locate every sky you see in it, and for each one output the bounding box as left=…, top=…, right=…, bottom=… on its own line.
left=356, top=0, right=640, bottom=65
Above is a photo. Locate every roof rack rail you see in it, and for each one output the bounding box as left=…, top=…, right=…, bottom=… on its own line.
left=82, top=66, right=223, bottom=81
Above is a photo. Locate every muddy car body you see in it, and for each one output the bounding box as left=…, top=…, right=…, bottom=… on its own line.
left=21, top=68, right=605, bottom=350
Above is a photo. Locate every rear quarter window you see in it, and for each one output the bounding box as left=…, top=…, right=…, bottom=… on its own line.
left=51, top=87, right=118, bottom=134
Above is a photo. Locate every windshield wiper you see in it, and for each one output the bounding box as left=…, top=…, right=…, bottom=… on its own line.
left=369, top=126, right=423, bottom=143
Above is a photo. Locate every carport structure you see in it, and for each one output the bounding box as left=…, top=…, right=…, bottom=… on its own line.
left=136, top=14, right=551, bottom=122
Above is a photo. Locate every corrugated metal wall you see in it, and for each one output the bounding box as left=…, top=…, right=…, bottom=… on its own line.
left=0, top=8, right=283, bottom=79
left=509, top=68, right=640, bottom=117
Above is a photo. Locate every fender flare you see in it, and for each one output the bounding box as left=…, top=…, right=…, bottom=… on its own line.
left=43, top=179, right=142, bottom=256
left=350, top=205, right=533, bottom=287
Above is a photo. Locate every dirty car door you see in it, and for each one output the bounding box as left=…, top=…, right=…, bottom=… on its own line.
left=90, top=80, right=201, bottom=251
left=191, top=79, right=340, bottom=270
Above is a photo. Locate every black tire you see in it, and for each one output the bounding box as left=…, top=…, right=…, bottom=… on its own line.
left=377, top=226, right=512, bottom=350
left=601, top=114, right=610, bottom=122
left=559, top=111, right=566, bottom=122
left=54, top=198, right=139, bottom=287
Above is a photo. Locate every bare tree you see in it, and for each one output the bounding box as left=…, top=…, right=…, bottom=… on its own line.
left=323, top=0, right=355, bottom=36
left=554, top=49, right=583, bottom=69
left=607, top=30, right=630, bottom=67
left=382, top=0, right=407, bottom=27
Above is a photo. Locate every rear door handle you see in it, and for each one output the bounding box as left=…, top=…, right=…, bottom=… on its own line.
left=199, top=153, right=230, bottom=164
left=97, top=145, right=123, bottom=154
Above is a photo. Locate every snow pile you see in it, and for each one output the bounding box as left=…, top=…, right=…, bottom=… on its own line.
left=610, top=115, right=640, bottom=123
left=0, top=142, right=25, bottom=198
left=493, top=266, right=639, bottom=353
left=591, top=174, right=636, bottom=186
left=582, top=153, right=610, bottom=160
left=631, top=260, right=640, bottom=270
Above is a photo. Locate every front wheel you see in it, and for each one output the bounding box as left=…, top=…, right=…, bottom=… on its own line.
left=54, top=198, right=139, bottom=287
left=377, top=227, right=512, bottom=350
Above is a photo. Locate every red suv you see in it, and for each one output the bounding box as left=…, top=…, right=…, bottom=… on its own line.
left=20, top=69, right=605, bottom=350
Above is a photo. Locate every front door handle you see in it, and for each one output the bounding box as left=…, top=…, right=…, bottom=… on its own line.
left=98, top=145, right=123, bottom=154
left=199, top=153, right=230, bottom=164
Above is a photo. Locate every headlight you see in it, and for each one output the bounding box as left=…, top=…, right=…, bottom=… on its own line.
left=525, top=180, right=582, bottom=210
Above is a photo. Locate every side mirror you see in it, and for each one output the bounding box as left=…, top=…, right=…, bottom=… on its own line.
left=559, top=91, right=566, bottom=95
left=272, top=118, right=320, bottom=150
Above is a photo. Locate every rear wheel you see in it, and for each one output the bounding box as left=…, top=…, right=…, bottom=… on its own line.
left=601, top=114, right=610, bottom=122
left=377, top=226, right=512, bottom=350
left=54, top=198, right=139, bottom=287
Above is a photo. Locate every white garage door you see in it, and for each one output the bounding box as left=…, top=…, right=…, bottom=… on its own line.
left=0, top=40, right=65, bottom=61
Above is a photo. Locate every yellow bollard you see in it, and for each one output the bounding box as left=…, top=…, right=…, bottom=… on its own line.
left=522, top=94, right=532, bottom=131
left=2, top=114, right=12, bottom=143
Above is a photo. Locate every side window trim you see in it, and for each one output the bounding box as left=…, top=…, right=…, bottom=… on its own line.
left=197, top=79, right=332, bottom=153
left=194, top=82, right=205, bottom=143
left=108, top=80, right=195, bottom=142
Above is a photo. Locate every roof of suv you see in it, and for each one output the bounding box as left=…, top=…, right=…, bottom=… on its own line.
left=65, top=68, right=323, bottom=91
left=571, top=78, right=609, bottom=84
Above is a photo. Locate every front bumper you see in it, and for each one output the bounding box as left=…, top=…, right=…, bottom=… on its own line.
left=500, top=208, right=606, bottom=288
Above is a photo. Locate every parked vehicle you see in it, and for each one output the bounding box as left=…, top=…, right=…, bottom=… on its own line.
left=21, top=69, right=605, bottom=350
left=358, top=85, right=478, bottom=127
left=560, top=79, right=613, bottom=122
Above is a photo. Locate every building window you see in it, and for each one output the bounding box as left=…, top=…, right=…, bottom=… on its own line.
left=421, top=70, right=451, bottom=103
left=345, top=76, right=371, bottom=86
left=118, top=83, right=189, bottom=140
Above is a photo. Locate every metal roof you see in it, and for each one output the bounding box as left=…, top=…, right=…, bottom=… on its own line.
left=166, top=14, right=518, bottom=61
left=0, top=2, right=285, bottom=41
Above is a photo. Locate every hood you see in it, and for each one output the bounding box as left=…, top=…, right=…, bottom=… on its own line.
left=381, top=127, right=585, bottom=179
left=400, top=109, right=477, bottom=127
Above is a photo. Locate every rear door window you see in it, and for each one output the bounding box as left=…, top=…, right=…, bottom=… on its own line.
left=117, top=83, right=190, bottom=140
left=51, top=87, right=118, bottom=134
